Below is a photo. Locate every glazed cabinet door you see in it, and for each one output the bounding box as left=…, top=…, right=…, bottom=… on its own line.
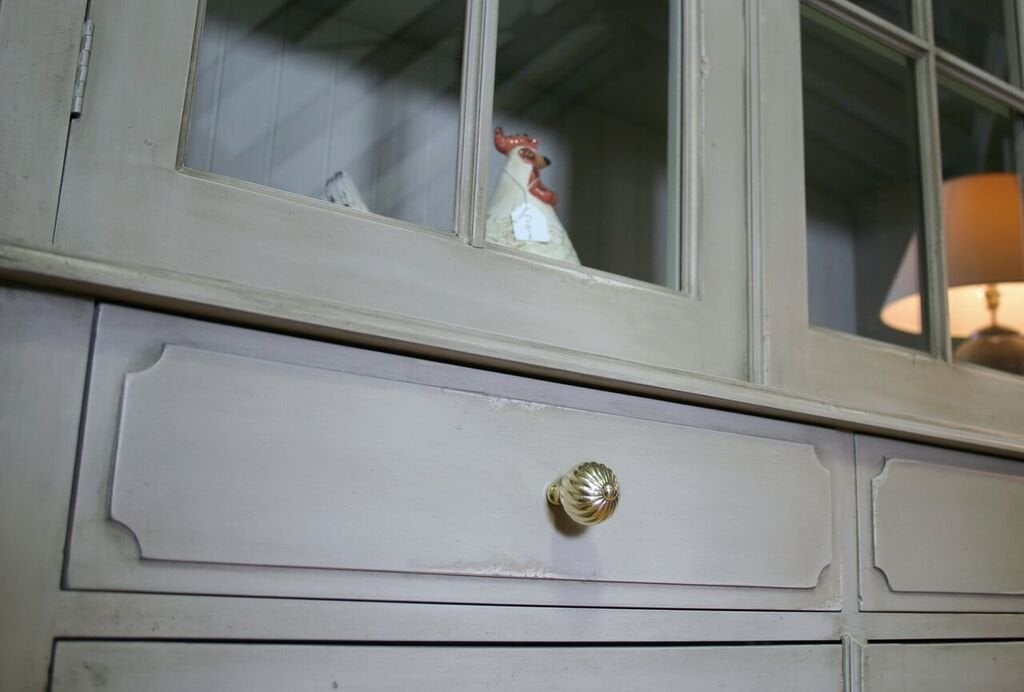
left=40, top=0, right=751, bottom=386
left=52, top=642, right=844, bottom=691
left=758, top=0, right=1024, bottom=442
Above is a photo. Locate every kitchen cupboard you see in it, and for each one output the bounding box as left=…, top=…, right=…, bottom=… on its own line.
left=3, top=0, right=1024, bottom=690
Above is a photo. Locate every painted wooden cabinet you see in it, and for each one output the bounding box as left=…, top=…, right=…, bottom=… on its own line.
left=3, top=0, right=1024, bottom=689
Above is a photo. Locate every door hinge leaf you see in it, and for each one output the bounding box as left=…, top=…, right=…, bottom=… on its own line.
left=71, top=19, right=94, bottom=118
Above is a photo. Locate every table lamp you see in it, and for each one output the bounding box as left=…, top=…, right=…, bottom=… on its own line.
left=881, top=172, right=1024, bottom=374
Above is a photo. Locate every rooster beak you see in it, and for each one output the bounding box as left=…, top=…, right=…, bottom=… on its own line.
left=540, top=156, right=551, bottom=168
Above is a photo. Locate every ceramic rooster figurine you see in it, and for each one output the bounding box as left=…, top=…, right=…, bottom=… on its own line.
left=485, top=127, right=580, bottom=265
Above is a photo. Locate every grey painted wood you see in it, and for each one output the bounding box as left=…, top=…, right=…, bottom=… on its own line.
left=29, top=587, right=1024, bottom=648
left=0, top=0, right=89, bottom=247
left=0, top=288, right=94, bottom=692
left=862, top=642, right=1024, bottom=691
left=51, top=590, right=847, bottom=642
left=51, top=641, right=844, bottom=691
left=66, top=303, right=848, bottom=610
left=860, top=612, right=1024, bottom=640
left=857, top=435, right=1024, bottom=612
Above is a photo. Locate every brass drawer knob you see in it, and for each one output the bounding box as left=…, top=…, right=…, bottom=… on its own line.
left=546, top=462, right=620, bottom=525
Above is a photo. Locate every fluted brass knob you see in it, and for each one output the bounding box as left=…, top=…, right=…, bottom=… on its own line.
left=546, top=462, right=620, bottom=525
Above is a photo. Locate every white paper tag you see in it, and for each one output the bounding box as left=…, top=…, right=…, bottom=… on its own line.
left=511, top=203, right=550, bottom=242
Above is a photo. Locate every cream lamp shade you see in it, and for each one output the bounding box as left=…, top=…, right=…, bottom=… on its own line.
left=881, top=172, right=1024, bottom=337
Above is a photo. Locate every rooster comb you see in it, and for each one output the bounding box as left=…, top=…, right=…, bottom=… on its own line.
left=494, top=127, right=539, bottom=154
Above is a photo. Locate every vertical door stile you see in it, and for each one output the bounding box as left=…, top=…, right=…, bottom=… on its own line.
left=1013, top=0, right=1024, bottom=237
left=842, top=634, right=865, bottom=692
left=916, top=0, right=953, bottom=362
left=666, top=0, right=685, bottom=292
left=745, top=0, right=766, bottom=383
left=454, top=0, right=499, bottom=246
left=1006, top=0, right=1022, bottom=88
left=680, top=0, right=704, bottom=298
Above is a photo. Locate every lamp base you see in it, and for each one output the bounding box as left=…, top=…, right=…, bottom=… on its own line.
left=953, top=325, right=1024, bottom=375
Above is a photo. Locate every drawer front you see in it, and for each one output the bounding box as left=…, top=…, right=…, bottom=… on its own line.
left=51, top=641, right=843, bottom=691
left=857, top=435, right=1024, bottom=612
left=862, top=642, right=1024, bottom=691
left=66, top=305, right=848, bottom=609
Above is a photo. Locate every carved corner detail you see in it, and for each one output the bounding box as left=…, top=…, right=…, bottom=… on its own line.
left=868, top=456, right=898, bottom=592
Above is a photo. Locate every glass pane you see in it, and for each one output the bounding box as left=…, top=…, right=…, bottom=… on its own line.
left=849, top=0, right=913, bottom=31
left=489, top=0, right=676, bottom=287
left=186, top=0, right=466, bottom=233
left=938, top=79, right=1024, bottom=375
left=801, top=10, right=929, bottom=351
left=933, top=0, right=1018, bottom=84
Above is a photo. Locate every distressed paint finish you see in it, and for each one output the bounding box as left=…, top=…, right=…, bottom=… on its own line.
left=51, top=641, right=844, bottom=691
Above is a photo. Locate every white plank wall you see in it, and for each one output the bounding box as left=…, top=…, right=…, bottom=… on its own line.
left=187, top=0, right=462, bottom=232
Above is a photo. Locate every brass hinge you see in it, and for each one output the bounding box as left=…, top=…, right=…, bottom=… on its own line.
left=71, top=19, right=94, bottom=118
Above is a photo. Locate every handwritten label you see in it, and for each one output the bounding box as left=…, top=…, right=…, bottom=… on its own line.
left=511, top=203, right=550, bottom=242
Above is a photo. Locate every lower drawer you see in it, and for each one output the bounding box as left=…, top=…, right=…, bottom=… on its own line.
left=862, top=641, right=1024, bottom=691
left=51, top=641, right=843, bottom=691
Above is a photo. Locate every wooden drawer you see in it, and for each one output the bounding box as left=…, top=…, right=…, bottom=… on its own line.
left=862, top=642, right=1024, bottom=691
left=857, top=436, right=1024, bottom=612
left=51, top=641, right=843, bottom=691
left=65, top=305, right=848, bottom=609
